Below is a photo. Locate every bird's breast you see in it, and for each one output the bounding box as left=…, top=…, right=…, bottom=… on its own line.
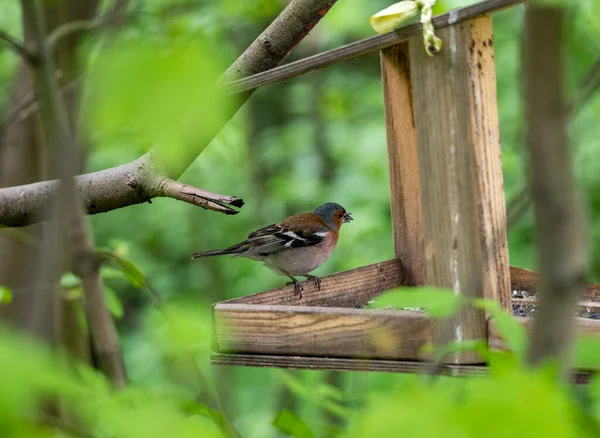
left=264, top=238, right=337, bottom=276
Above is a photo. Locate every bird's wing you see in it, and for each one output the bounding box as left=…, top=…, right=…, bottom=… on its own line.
left=238, top=213, right=331, bottom=256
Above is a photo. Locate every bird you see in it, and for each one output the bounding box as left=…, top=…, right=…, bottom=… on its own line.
left=191, top=202, right=353, bottom=297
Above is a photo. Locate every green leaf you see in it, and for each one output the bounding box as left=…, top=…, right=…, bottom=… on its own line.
left=60, top=272, right=81, bottom=289
left=472, top=298, right=528, bottom=361
left=368, top=286, right=465, bottom=318
left=104, top=285, right=124, bottom=319
left=273, top=410, right=316, bottom=438
left=430, top=339, right=489, bottom=363
left=0, top=286, right=12, bottom=304
left=573, top=337, right=600, bottom=370
left=100, top=266, right=129, bottom=280
left=98, top=249, right=146, bottom=289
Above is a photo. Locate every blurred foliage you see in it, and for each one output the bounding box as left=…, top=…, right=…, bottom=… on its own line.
left=1, top=0, right=600, bottom=436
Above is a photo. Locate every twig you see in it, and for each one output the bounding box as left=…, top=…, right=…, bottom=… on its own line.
left=0, top=29, right=36, bottom=63
left=46, top=0, right=128, bottom=53
left=158, top=178, right=244, bottom=215
left=523, top=3, right=587, bottom=374
left=0, top=76, right=83, bottom=139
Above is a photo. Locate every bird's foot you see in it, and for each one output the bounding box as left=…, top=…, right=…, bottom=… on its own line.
left=304, top=274, right=321, bottom=291
left=286, top=279, right=304, bottom=298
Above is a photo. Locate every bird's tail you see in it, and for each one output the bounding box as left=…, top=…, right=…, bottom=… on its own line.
left=191, top=243, right=246, bottom=259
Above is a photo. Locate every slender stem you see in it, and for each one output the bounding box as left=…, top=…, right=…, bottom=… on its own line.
left=0, top=29, right=36, bottom=63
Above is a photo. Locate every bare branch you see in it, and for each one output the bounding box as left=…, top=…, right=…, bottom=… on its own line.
left=158, top=178, right=245, bottom=215
left=0, top=76, right=82, bottom=139
left=524, top=3, right=587, bottom=373
left=0, top=0, right=337, bottom=227
left=0, top=154, right=244, bottom=227
left=0, top=29, right=36, bottom=63
left=46, top=0, right=128, bottom=53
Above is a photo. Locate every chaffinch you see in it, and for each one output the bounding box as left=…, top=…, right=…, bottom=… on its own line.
left=192, top=202, right=353, bottom=296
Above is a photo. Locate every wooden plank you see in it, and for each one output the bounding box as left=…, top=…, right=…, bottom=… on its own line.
left=212, top=353, right=488, bottom=376
left=210, top=353, right=594, bottom=384
left=224, top=0, right=525, bottom=94
left=381, top=43, right=426, bottom=285
left=467, top=18, right=511, bottom=312
left=221, top=258, right=600, bottom=309
left=213, top=304, right=432, bottom=361
left=223, top=259, right=406, bottom=308
left=510, top=266, right=600, bottom=301
left=409, top=17, right=509, bottom=364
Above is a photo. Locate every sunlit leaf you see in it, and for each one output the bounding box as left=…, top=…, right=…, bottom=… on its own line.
left=84, top=35, right=231, bottom=175
left=100, top=266, right=129, bottom=280
left=368, top=286, right=465, bottom=318
left=273, top=410, right=316, bottom=438
left=104, top=284, right=124, bottom=319
left=370, top=1, right=419, bottom=34
left=60, top=272, right=80, bottom=289
left=0, top=286, right=12, bottom=304
left=473, top=298, right=528, bottom=361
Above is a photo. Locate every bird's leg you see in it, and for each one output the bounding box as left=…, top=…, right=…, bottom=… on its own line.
left=283, top=271, right=303, bottom=298
left=304, top=274, right=321, bottom=290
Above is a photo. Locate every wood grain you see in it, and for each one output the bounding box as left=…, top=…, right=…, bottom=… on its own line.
left=211, top=353, right=594, bottom=384
left=213, top=304, right=432, bottom=360
left=224, top=0, right=525, bottom=94
left=212, top=353, right=488, bottom=376
left=223, top=259, right=407, bottom=308
left=466, top=18, right=512, bottom=312
left=409, top=18, right=505, bottom=364
left=381, top=43, right=426, bottom=286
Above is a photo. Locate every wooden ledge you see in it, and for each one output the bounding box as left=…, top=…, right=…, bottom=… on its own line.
left=211, top=353, right=594, bottom=384
left=212, top=258, right=600, bottom=374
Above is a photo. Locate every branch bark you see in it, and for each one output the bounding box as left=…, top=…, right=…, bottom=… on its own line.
left=524, top=3, right=587, bottom=373
left=0, top=0, right=338, bottom=227
left=0, top=154, right=244, bottom=227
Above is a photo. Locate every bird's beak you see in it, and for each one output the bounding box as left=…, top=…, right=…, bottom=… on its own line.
left=343, top=212, right=353, bottom=223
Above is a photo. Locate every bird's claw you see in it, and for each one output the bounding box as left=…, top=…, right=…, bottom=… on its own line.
left=286, top=279, right=304, bottom=298
left=305, top=275, right=321, bottom=291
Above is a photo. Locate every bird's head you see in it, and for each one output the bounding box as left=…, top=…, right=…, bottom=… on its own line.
left=314, top=202, right=353, bottom=230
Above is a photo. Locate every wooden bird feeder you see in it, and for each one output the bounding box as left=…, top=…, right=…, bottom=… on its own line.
left=211, top=0, right=600, bottom=381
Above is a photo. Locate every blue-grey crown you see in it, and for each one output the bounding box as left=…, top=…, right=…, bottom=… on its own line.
left=313, top=203, right=346, bottom=230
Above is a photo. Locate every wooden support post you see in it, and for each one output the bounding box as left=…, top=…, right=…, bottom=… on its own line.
left=408, top=17, right=510, bottom=364
left=381, top=43, right=426, bottom=285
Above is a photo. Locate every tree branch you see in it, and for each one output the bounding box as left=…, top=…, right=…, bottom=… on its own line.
left=0, top=154, right=244, bottom=227
left=0, top=29, right=36, bottom=63
left=0, top=75, right=82, bottom=139
left=524, top=3, right=587, bottom=374
left=46, top=0, right=128, bottom=53
left=0, top=0, right=337, bottom=227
